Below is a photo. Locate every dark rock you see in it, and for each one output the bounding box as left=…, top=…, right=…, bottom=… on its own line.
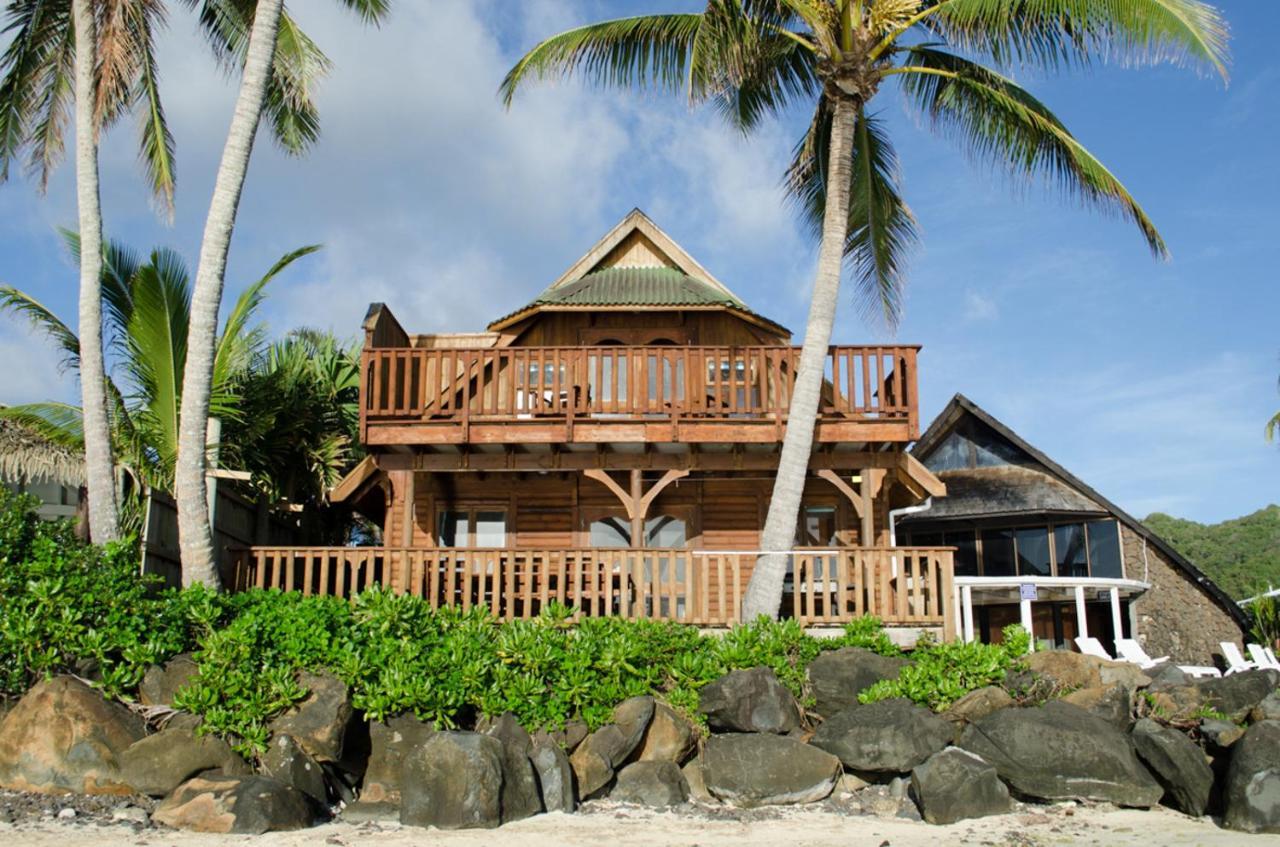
left=636, top=703, right=697, bottom=764
left=138, top=655, right=198, bottom=707
left=1148, top=670, right=1279, bottom=723
left=400, top=732, right=503, bottom=830
left=0, top=676, right=144, bottom=794
left=698, top=667, right=801, bottom=734
left=1252, top=692, right=1280, bottom=723
left=1130, top=718, right=1213, bottom=816
left=943, top=686, right=1014, bottom=730
left=357, top=713, right=434, bottom=807
left=611, top=761, right=689, bottom=807
left=958, top=701, right=1162, bottom=807
left=810, top=698, right=951, bottom=774
left=1061, top=685, right=1133, bottom=731
left=261, top=734, right=327, bottom=805
left=267, top=671, right=354, bottom=763
left=682, top=758, right=712, bottom=803
left=701, top=733, right=840, bottom=807
left=1200, top=718, right=1245, bottom=754
left=1147, top=664, right=1192, bottom=688
left=117, top=727, right=250, bottom=797
left=1024, top=650, right=1150, bottom=693
left=805, top=648, right=907, bottom=719
left=613, top=696, right=656, bottom=758
left=530, top=739, right=576, bottom=813
left=153, top=773, right=314, bottom=834
left=481, top=712, right=541, bottom=823
left=1223, top=720, right=1280, bottom=833
left=910, top=747, right=1013, bottom=825
left=569, top=724, right=629, bottom=799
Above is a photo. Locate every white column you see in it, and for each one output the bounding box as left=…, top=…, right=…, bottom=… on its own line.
left=1074, top=585, right=1089, bottom=641
left=962, top=585, right=975, bottom=644
left=1110, top=588, right=1124, bottom=642
left=1020, top=595, right=1034, bottom=652
left=953, top=583, right=963, bottom=640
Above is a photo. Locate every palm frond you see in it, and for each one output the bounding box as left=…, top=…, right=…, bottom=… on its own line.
left=0, top=0, right=70, bottom=183
left=0, top=283, right=80, bottom=369
left=23, top=13, right=74, bottom=192
left=895, top=47, right=1165, bottom=257
left=919, top=0, right=1229, bottom=79
left=500, top=14, right=703, bottom=107
left=1268, top=410, right=1280, bottom=444
left=0, top=401, right=86, bottom=452
left=0, top=411, right=84, bottom=486
left=127, top=0, right=176, bottom=215
left=215, top=244, right=320, bottom=385
left=711, top=27, right=818, bottom=133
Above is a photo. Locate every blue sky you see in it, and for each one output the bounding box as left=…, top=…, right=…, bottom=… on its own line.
left=0, top=1, right=1276, bottom=523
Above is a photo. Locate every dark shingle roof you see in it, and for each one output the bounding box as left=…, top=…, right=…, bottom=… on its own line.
left=540, top=267, right=747, bottom=308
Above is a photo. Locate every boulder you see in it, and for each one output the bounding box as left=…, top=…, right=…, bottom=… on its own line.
left=698, top=667, right=801, bottom=734
left=943, top=686, right=1014, bottom=729
left=400, top=732, right=503, bottom=830
left=1061, top=685, right=1133, bottom=731
left=1252, top=692, right=1280, bottom=723
left=1200, top=718, right=1245, bottom=753
left=481, top=712, right=541, bottom=823
left=530, top=739, right=576, bottom=814
left=613, top=696, right=656, bottom=756
left=636, top=703, right=697, bottom=764
left=1024, top=650, right=1149, bottom=692
left=1147, top=664, right=1192, bottom=688
left=910, top=747, right=1013, bottom=825
left=1130, top=718, right=1213, bottom=816
left=610, top=761, right=689, bottom=807
left=0, top=676, right=144, bottom=794
left=1223, top=720, right=1280, bottom=834
left=261, top=734, right=327, bottom=805
left=805, top=648, right=907, bottom=719
left=267, top=671, right=354, bottom=763
left=117, top=727, right=250, bottom=797
left=958, top=701, right=1162, bottom=807
left=138, top=654, right=198, bottom=707
left=357, top=713, right=434, bottom=807
left=153, top=773, right=314, bottom=833
left=569, top=724, right=629, bottom=799
left=1148, top=670, right=1279, bottom=723
left=701, top=733, right=840, bottom=807
left=682, top=758, right=712, bottom=803
left=810, top=698, right=951, bottom=774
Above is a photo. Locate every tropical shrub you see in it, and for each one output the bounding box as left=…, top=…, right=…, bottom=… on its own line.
left=859, top=625, right=1031, bottom=711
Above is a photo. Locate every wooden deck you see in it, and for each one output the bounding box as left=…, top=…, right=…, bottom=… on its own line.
left=360, top=345, right=919, bottom=446
left=228, top=546, right=954, bottom=633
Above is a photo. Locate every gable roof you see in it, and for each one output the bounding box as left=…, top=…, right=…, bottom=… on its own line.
left=912, top=394, right=1250, bottom=629
left=488, top=209, right=788, bottom=336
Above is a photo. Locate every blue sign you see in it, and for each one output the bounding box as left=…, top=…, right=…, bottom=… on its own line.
left=1019, top=584, right=1038, bottom=601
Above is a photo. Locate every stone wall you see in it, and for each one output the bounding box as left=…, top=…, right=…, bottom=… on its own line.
left=1124, top=526, right=1245, bottom=666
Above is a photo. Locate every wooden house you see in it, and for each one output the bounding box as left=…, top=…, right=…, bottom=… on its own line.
left=230, top=210, right=953, bottom=635
left=899, top=394, right=1248, bottom=664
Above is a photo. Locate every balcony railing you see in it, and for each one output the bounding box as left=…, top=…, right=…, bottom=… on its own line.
left=228, top=546, right=953, bottom=632
left=360, top=345, right=919, bottom=442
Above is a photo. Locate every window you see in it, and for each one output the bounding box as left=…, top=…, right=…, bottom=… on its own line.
left=645, top=514, right=687, bottom=548
left=436, top=507, right=507, bottom=547
left=1015, top=527, right=1051, bottom=577
left=1087, top=520, right=1123, bottom=579
left=947, top=531, right=979, bottom=577
left=590, top=515, right=632, bottom=548
left=1054, top=523, right=1088, bottom=578
left=796, top=505, right=838, bottom=547
left=980, top=529, right=1016, bottom=576
left=908, top=519, right=1124, bottom=579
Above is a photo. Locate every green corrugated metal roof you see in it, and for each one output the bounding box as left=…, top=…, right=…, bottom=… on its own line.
left=539, top=267, right=747, bottom=308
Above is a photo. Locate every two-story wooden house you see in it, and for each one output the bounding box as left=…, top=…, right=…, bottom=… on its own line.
left=231, top=211, right=952, bottom=635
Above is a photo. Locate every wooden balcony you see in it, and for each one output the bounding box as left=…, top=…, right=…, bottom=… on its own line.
left=228, top=546, right=954, bottom=633
left=360, top=345, right=920, bottom=447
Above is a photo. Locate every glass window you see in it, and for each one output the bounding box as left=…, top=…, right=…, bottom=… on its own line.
left=947, top=531, right=979, bottom=577
left=908, top=531, right=944, bottom=548
left=590, top=516, right=631, bottom=548
left=474, top=511, right=507, bottom=547
left=796, top=505, right=838, bottom=547
left=437, top=510, right=468, bottom=547
left=1054, top=523, right=1088, bottom=578
left=981, top=529, right=1016, bottom=577
left=1087, top=520, right=1123, bottom=579
left=1015, top=527, right=1051, bottom=577
left=645, top=515, right=687, bottom=548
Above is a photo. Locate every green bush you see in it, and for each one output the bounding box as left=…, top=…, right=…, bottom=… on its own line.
left=858, top=624, right=1030, bottom=710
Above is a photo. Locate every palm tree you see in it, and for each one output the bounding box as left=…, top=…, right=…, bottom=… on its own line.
left=175, top=0, right=389, bottom=589
left=0, top=235, right=317, bottom=517
left=501, top=0, right=1229, bottom=619
left=0, top=0, right=341, bottom=542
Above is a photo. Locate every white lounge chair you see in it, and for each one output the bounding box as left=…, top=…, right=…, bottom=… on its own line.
left=1075, top=636, right=1115, bottom=661
left=1114, top=638, right=1169, bottom=669
left=1247, top=643, right=1280, bottom=671
left=1268, top=647, right=1280, bottom=669
left=1221, top=642, right=1260, bottom=675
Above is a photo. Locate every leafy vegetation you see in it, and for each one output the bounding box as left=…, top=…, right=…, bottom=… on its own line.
left=1143, top=506, right=1280, bottom=599
left=859, top=625, right=1030, bottom=711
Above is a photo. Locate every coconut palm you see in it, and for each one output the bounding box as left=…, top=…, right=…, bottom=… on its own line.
left=175, top=0, right=389, bottom=589
left=0, top=235, right=318, bottom=507
left=501, top=0, right=1229, bottom=619
left=0, top=0, right=340, bottom=543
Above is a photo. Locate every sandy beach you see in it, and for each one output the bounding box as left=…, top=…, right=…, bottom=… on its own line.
left=3, top=802, right=1278, bottom=847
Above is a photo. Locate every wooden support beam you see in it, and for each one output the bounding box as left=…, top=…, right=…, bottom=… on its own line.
left=637, top=469, right=689, bottom=516
left=583, top=469, right=635, bottom=517
left=817, top=469, right=863, bottom=519
left=630, top=469, right=643, bottom=547
left=583, top=467, right=691, bottom=548
left=896, top=452, right=946, bottom=498
left=377, top=448, right=913, bottom=473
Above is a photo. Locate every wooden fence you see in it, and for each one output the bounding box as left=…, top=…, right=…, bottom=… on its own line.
left=228, top=546, right=953, bottom=634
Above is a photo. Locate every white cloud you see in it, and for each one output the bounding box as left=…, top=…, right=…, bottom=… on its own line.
left=0, top=323, right=78, bottom=406
left=962, top=290, right=998, bottom=322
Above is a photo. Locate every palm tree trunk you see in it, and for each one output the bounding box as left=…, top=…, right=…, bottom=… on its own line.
left=742, top=94, right=858, bottom=621
left=71, top=0, right=119, bottom=544
left=175, top=0, right=284, bottom=589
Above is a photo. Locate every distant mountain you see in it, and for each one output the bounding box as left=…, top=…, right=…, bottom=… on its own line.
left=1143, top=505, right=1280, bottom=600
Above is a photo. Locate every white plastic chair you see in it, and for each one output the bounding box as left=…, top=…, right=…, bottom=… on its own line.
left=1221, top=642, right=1259, bottom=675
left=1268, top=647, right=1280, bottom=668
left=1115, top=638, right=1169, bottom=669
left=1075, top=636, right=1115, bottom=661
left=1247, top=643, right=1280, bottom=671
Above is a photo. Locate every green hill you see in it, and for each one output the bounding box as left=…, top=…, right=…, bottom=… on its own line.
left=1143, top=505, right=1280, bottom=600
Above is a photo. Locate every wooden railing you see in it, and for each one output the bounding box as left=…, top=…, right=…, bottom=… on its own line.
left=228, top=546, right=953, bottom=634
left=360, top=345, right=918, bottom=436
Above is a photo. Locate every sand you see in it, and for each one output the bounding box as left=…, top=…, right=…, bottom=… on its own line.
left=3, top=803, right=1279, bottom=847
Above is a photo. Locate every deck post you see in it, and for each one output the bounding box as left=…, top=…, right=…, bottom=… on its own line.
left=961, top=585, right=975, bottom=643
left=629, top=469, right=643, bottom=547
left=1074, top=585, right=1089, bottom=640
left=1109, top=588, right=1124, bottom=641
left=1020, top=594, right=1034, bottom=652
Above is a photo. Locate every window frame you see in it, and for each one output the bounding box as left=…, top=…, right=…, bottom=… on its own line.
left=907, top=518, right=1125, bottom=580
left=434, top=504, right=510, bottom=548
